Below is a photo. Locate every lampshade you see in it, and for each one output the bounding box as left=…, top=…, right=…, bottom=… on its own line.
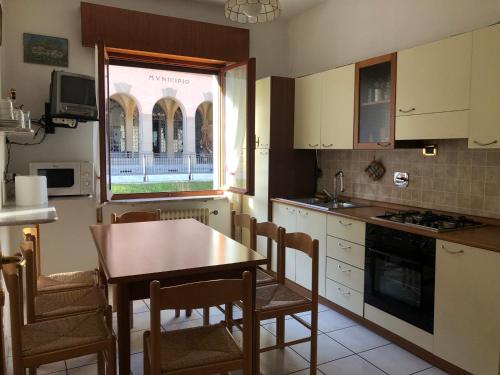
left=225, top=0, right=281, bottom=24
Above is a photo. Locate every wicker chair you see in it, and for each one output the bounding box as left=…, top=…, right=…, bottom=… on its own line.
left=111, top=209, right=189, bottom=325
left=20, top=240, right=107, bottom=324
left=22, top=225, right=99, bottom=293
left=143, top=272, right=253, bottom=375
left=2, top=261, right=116, bottom=375
left=253, top=229, right=319, bottom=375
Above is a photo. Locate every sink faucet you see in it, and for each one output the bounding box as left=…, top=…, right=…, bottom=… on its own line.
left=333, top=170, right=344, bottom=203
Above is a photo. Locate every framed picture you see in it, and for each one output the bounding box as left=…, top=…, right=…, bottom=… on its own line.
left=23, top=33, right=68, bottom=67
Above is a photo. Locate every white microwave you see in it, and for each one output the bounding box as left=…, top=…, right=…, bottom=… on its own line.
left=29, top=162, right=95, bottom=197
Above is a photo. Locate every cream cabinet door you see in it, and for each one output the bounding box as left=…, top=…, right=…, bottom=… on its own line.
left=272, top=203, right=297, bottom=279
left=294, top=73, right=322, bottom=149
left=396, top=32, right=472, bottom=116
left=320, top=65, right=355, bottom=149
left=255, top=78, right=271, bottom=149
left=296, top=208, right=327, bottom=297
left=469, top=24, right=500, bottom=149
left=434, top=240, right=500, bottom=375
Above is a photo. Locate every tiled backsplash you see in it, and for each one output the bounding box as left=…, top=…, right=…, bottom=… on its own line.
left=318, top=139, right=500, bottom=219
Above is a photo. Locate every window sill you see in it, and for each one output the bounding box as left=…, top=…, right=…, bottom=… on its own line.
left=107, top=193, right=227, bottom=205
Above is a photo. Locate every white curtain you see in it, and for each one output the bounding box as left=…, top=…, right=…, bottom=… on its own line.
left=224, top=64, right=247, bottom=189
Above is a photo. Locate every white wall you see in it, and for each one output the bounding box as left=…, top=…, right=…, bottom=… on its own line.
left=288, top=0, right=500, bottom=77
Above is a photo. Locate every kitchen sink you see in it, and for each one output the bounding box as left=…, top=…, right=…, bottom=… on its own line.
left=289, top=198, right=364, bottom=210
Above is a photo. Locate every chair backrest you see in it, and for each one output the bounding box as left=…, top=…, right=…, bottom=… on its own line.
left=277, top=228, right=319, bottom=294
left=22, top=225, right=41, bottom=279
left=111, top=209, right=161, bottom=224
left=148, top=272, right=253, bottom=374
left=254, top=221, right=281, bottom=270
left=18, top=241, right=37, bottom=323
left=2, top=262, right=24, bottom=366
left=230, top=211, right=256, bottom=248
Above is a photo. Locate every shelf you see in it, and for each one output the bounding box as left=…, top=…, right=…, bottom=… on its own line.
left=361, top=100, right=390, bottom=107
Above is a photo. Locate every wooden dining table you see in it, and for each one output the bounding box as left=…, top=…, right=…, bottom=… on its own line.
left=90, top=218, right=267, bottom=375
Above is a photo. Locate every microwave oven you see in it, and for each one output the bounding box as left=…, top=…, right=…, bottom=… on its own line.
left=29, top=162, right=95, bottom=197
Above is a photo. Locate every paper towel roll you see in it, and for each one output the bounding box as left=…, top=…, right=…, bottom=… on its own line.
left=15, top=176, right=48, bottom=206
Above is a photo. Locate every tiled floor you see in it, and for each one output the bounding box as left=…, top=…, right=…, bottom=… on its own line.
left=5, top=300, right=450, bottom=375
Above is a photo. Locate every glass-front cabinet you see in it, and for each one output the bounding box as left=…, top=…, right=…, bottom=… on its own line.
left=354, top=53, right=396, bottom=149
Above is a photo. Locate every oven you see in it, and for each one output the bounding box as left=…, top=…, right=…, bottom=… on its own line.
left=364, top=223, right=436, bottom=333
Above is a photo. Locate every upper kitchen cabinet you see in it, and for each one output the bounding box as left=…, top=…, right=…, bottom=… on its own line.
left=294, top=73, right=322, bottom=149
left=321, top=64, right=355, bottom=149
left=469, top=24, right=500, bottom=149
left=354, top=53, right=396, bottom=149
left=396, top=33, right=472, bottom=140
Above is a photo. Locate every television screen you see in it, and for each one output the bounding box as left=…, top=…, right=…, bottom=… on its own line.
left=60, top=75, right=96, bottom=106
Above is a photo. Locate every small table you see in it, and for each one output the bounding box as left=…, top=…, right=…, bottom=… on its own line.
left=90, top=218, right=267, bottom=375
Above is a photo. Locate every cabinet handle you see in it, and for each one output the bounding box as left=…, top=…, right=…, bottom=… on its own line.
left=338, top=242, right=352, bottom=250
left=377, top=142, right=392, bottom=148
left=337, top=287, right=351, bottom=296
left=256, top=137, right=260, bottom=147
left=473, top=140, right=498, bottom=147
left=322, top=144, right=333, bottom=148
left=308, top=143, right=319, bottom=148
left=399, top=107, right=416, bottom=113
left=337, top=264, right=352, bottom=273
left=441, top=244, right=464, bottom=254
left=338, top=220, right=352, bottom=226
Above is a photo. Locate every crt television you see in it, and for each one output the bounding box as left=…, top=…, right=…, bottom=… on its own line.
left=50, top=70, right=98, bottom=121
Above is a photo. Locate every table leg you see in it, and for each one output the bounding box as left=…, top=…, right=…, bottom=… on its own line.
left=116, top=283, right=131, bottom=375
left=251, top=268, right=258, bottom=375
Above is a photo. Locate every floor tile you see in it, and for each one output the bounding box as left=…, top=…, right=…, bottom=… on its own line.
left=413, top=367, right=450, bottom=375
left=259, top=347, right=309, bottom=375
left=67, top=363, right=97, bottom=374
left=290, top=368, right=325, bottom=375
left=133, top=300, right=149, bottom=314
left=327, top=325, right=390, bottom=353
left=232, top=325, right=277, bottom=348
left=290, top=334, right=353, bottom=364
left=161, top=308, right=201, bottom=325
left=263, top=318, right=311, bottom=342
left=131, top=352, right=144, bottom=375
left=319, top=355, right=385, bottom=375
left=38, top=361, right=67, bottom=374
left=162, top=317, right=204, bottom=332
left=66, top=354, right=98, bottom=370
left=303, top=309, right=357, bottom=333
left=359, top=344, right=431, bottom=375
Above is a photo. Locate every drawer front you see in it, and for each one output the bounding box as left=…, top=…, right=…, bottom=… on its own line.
left=326, top=258, right=364, bottom=292
left=325, top=279, right=364, bottom=316
left=327, top=236, right=365, bottom=269
left=327, top=215, right=366, bottom=245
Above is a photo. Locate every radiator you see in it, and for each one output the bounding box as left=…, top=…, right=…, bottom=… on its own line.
left=161, top=208, right=210, bottom=225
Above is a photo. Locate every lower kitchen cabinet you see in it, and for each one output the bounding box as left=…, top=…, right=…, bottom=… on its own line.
left=326, top=279, right=364, bottom=316
left=272, top=202, right=327, bottom=297
left=434, top=240, right=500, bottom=375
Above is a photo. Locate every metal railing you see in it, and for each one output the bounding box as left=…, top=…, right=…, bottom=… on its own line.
left=110, top=152, right=213, bottom=179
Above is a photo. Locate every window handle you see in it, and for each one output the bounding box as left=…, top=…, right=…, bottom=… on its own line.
left=377, top=142, right=392, bottom=148
left=338, top=243, right=352, bottom=250
left=473, top=140, right=498, bottom=146
left=256, top=137, right=260, bottom=147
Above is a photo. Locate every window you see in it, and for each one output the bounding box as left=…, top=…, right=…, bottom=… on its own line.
left=97, top=46, right=254, bottom=201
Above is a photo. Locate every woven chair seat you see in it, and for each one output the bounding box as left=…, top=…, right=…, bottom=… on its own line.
left=35, top=287, right=107, bottom=319
left=146, top=323, right=242, bottom=372
left=256, top=284, right=309, bottom=312
left=21, top=312, right=111, bottom=357
left=256, top=268, right=275, bottom=285
left=38, top=270, right=98, bottom=293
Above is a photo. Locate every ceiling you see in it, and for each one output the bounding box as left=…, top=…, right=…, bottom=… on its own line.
left=192, top=0, right=325, bottom=19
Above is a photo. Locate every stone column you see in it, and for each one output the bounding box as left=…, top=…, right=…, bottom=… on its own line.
left=124, top=108, right=135, bottom=152
left=166, top=112, right=175, bottom=156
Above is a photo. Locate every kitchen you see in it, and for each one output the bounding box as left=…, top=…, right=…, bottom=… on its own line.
left=0, top=1, right=499, bottom=375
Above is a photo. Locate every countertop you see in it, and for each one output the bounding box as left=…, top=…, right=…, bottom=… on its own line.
left=272, top=198, right=500, bottom=253
left=0, top=204, right=58, bottom=226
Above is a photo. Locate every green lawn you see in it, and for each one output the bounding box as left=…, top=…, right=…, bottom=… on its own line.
left=111, top=181, right=213, bottom=194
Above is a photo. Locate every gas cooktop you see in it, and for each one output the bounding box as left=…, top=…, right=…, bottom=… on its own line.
left=372, top=210, right=485, bottom=232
